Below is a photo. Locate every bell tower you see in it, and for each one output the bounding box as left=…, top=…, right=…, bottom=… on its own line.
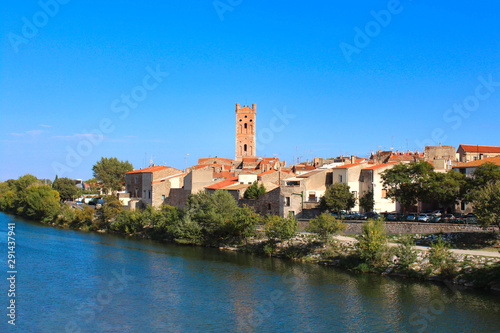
left=235, top=103, right=256, bottom=161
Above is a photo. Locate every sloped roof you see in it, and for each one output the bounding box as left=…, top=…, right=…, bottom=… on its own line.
left=152, top=173, right=187, bottom=184
left=205, top=177, right=238, bottom=190
left=453, top=156, right=500, bottom=168
left=126, top=166, right=172, bottom=174
left=458, top=144, right=500, bottom=154
left=363, top=162, right=399, bottom=170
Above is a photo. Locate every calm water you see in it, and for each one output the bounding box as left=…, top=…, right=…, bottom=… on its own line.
left=0, top=212, right=499, bottom=333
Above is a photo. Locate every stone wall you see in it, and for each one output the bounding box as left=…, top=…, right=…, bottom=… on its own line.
left=297, top=220, right=499, bottom=234
left=240, top=187, right=280, bottom=216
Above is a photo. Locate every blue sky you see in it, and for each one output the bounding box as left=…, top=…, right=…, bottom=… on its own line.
left=1, top=0, right=499, bottom=181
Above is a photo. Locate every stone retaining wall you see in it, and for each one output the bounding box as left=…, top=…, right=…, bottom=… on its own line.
left=298, top=220, right=499, bottom=234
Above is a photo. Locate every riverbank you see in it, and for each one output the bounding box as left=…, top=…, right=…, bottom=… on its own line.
left=4, top=207, right=500, bottom=293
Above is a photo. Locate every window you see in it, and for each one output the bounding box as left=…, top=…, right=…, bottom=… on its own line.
left=381, top=189, right=387, bottom=198
left=148, top=190, right=151, bottom=199
left=244, top=123, right=247, bottom=129
left=134, top=175, right=138, bottom=183
left=162, top=195, right=165, bottom=200
left=285, top=197, right=291, bottom=206
left=308, top=192, right=316, bottom=202
left=268, top=203, right=272, bottom=210
left=244, top=144, right=247, bottom=152
left=461, top=201, right=465, bottom=210
left=339, top=175, right=343, bottom=183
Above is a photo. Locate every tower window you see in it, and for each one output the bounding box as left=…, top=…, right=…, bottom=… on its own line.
left=245, top=116, right=247, bottom=118
left=244, top=123, right=247, bottom=129
left=250, top=119, right=253, bottom=122
left=244, top=144, right=247, bottom=152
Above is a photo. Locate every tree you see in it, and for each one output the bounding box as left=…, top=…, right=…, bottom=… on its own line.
left=359, top=190, right=374, bottom=212
left=53, top=177, right=79, bottom=201
left=306, top=212, right=346, bottom=241
left=319, top=183, right=356, bottom=212
left=381, top=161, right=433, bottom=213
left=464, top=162, right=500, bottom=203
left=244, top=181, right=266, bottom=199
left=22, top=185, right=61, bottom=220
left=226, top=205, right=260, bottom=244
left=92, top=157, right=133, bottom=193
left=473, top=182, right=500, bottom=228
left=185, top=189, right=239, bottom=244
left=265, top=215, right=298, bottom=244
left=421, top=170, right=465, bottom=211
left=356, top=219, right=388, bottom=267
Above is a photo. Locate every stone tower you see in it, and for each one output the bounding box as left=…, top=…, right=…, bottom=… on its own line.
left=235, top=103, right=256, bottom=161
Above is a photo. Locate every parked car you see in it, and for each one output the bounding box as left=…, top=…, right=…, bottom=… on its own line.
left=464, top=213, right=478, bottom=224
left=344, top=212, right=361, bottom=220
left=406, top=214, right=417, bottom=221
left=386, top=213, right=398, bottom=221
left=360, top=212, right=380, bottom=220
left=417, top=213, right=431, bottom=222
left=442, top=214, right=456, bottom=223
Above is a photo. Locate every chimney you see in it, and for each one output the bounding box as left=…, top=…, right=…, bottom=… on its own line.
left=351, top=155, right=356, bottom=164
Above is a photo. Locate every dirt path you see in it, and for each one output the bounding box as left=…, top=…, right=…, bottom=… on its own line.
left=332, top=235, right=500, bottom=258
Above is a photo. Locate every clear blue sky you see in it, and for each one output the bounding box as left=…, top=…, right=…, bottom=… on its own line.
left=1, top=0, right=499, bottom=181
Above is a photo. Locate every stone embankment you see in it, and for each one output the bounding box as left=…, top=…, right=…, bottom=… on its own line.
left=298, top=220, right=499, bottom=235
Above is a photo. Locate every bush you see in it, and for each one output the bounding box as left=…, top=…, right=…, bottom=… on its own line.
left=307, top=212, right=346, bottom=241
left=396, top=236, right=418, bottom=270
left=356, top=219, right=388, bottom=267
left=264, top=215, right=298, bottom=255
left=429, top=236, right=457, bottom=278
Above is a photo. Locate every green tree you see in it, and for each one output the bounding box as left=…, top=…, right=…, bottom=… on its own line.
left=381, top=161, right=434, bottom=213
left=421, top=170, right=465, bottom=211
left=359, top=190, right=374, bottom=212
left=53, top=177, right=79, bottom=201
left=244, top=181, right=266, bottom=199
left=473, top=182, right=500, bottom=228
left=22, top=185, right=61, bottom=221
left=356, top=219, right=388, bottom=267
left=464, top=162, right=500, bottom=203
left=92, top=157, right=133, bottom=193
left=226, top=205, right=260, bottom=244
left=98, top=195, right=123, bottom=228
left=319, top=183, right=356, bottom=212
left=264, top=214, right=298, bottom=254
left=306, top=212, right=346, bottom=241
left=185, top=190, right=239, bottom=244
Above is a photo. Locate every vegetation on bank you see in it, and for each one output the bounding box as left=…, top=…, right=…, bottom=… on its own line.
left=1, top=173, right=499, bottom=291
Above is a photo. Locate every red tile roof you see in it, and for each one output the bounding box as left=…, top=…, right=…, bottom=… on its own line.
left=459, top=144, right=500, bottom=154
left=258, top=170, right=276, bottom=177
left=213, top=171, right=234, bottom=179
left=334, top=162, right=365, bottom=169
left=205, top=177, right=238, bottom=190
left=362, top=162, right=399, bottom=170
left=126, top=166, right=172, bottom=174
left=454, top=156, right=500, bottom=168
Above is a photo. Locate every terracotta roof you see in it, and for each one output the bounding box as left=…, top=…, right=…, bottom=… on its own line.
left=388, top=154, right=423, bottom=162
left=453, top=156, right=500, bottom=168
left=213, top=171, right=234, bottom=179
left=458, top=144, right=500, bottom=154
left=334, top=162, right=365, bottom=169
left=363, top=162, right=399, bottom=170
left=258, top=170, right=276, bottom=177
left=126, top=166, right=172, bottom=174
left=205, top=177, right=238, bottom=190
left=197, top=157, right=234, bottom=165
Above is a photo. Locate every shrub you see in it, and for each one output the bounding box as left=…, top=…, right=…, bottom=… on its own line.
left=429, top=236, right=457, bottom=278
left=356, top=219, right=388, bottom=267
left=264, top=215, right=298, bottom=255
left=396, top=236, right=418, bottom=270
left=307, top=212, right=346, bottom=241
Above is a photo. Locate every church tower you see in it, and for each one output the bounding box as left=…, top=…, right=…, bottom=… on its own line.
left=235, top=103, right=256, bottom=161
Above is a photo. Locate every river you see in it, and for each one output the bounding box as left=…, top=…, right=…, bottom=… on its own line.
left=0, top=212, right=499, bottom=332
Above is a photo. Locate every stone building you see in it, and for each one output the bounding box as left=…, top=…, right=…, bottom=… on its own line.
left=235, top=103, right=256, bottom=161
left=359, top=162, right=403, bottom=213
left=125, top=165, right=184, bottom=208
left=457, top=144, right=500, bottom=163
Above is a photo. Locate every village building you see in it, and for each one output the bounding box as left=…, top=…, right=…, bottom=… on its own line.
left=359, top=162, right=403, bottom=213
left=457, top=144, right=500, bottom=163
left=125, top=165, right=184, bottom=208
